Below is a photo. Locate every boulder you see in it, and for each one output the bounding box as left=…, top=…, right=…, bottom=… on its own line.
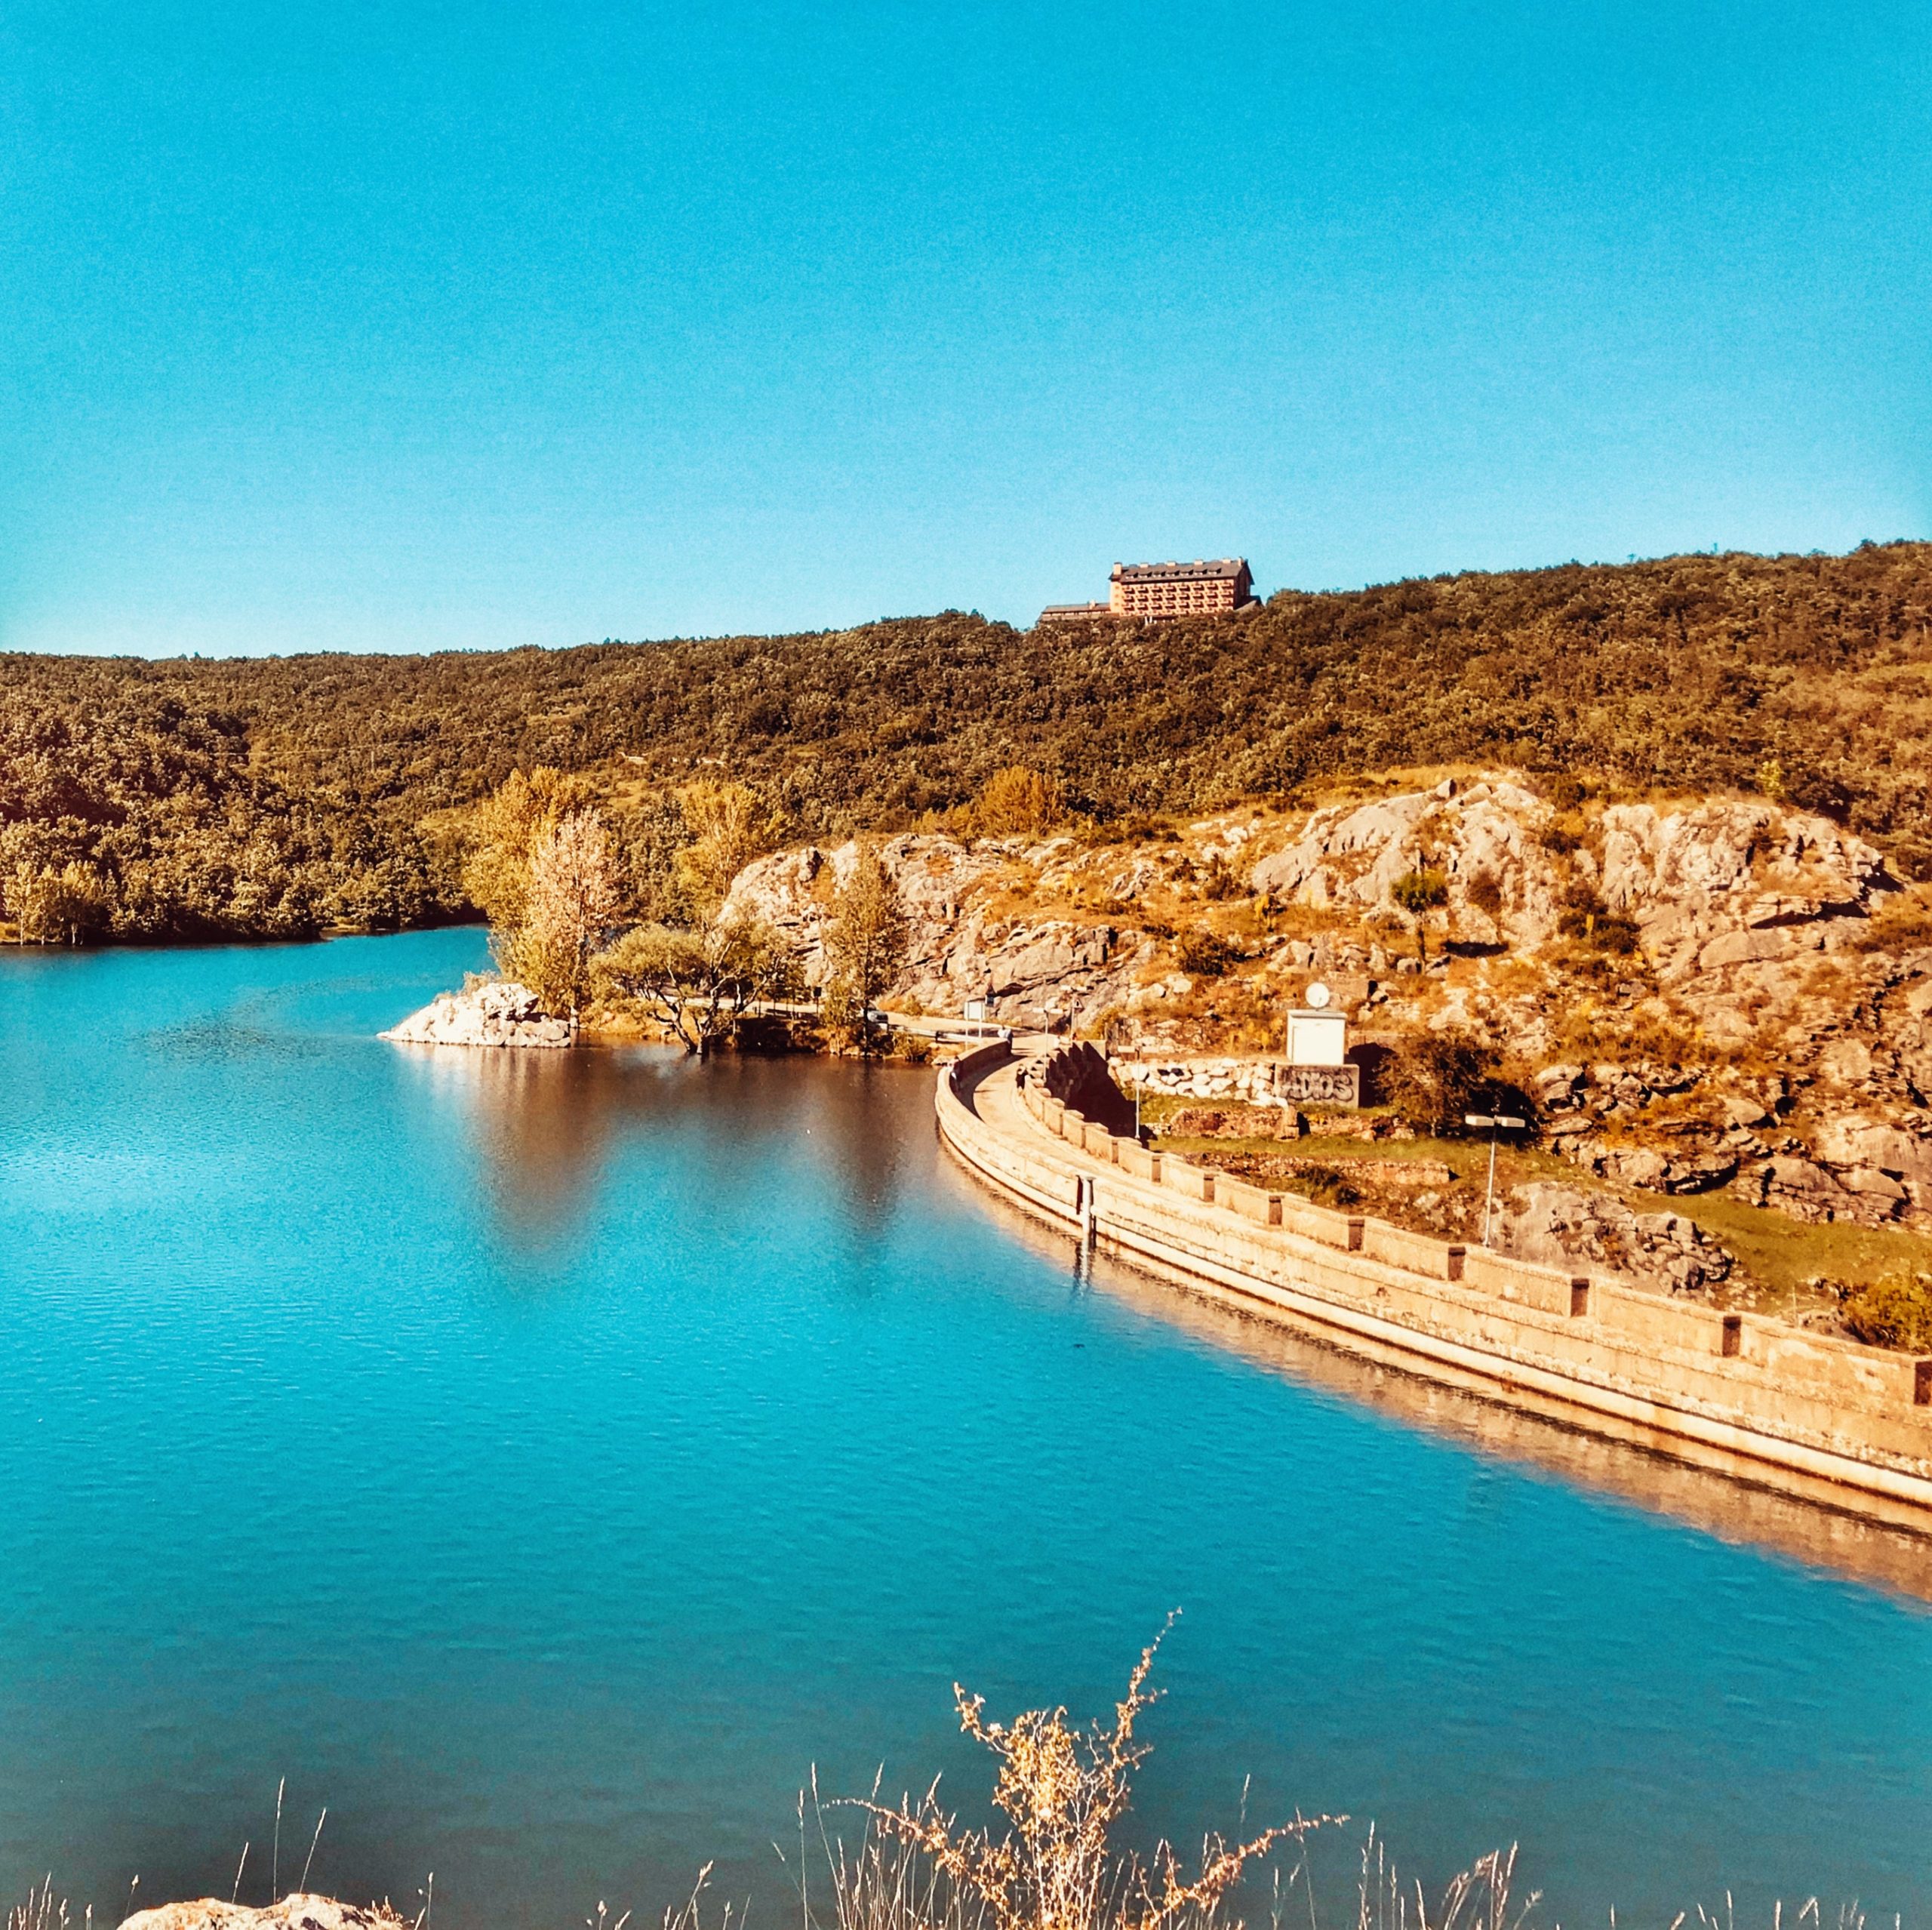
left=1497, top=1182, right=1734, bottom=1294
left=1813, top=1116, right=1932, bottom=1185
left=1744, top=1157, right=1853, bottom=1225
left=380, top=980, right=575, bottom=1048
left=122, top=1899, right=408, bottom=1930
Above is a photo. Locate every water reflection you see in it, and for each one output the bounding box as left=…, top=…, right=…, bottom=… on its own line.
left=391, top=1043, right=645, bottom=1240
left=934, top=1152, right=1932, bottom=1606
left=389, top=1042, right=929, bottom=1250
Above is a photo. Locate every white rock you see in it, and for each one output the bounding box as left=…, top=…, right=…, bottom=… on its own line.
left=381, top=980, right=575, bottom=1048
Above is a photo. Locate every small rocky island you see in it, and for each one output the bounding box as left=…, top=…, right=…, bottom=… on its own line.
left=381, top=979, right=575, bottom=1048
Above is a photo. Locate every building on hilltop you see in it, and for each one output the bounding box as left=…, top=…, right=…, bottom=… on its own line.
left=1110, top=558, right=1254, bottom=620
left=1036, top=558, right=1255, bottom=627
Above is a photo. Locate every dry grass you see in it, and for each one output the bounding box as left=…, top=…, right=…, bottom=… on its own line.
left=9, top=1642, right=1905, bottom=1930
left=809, top=1623, right=1337, bottom=1930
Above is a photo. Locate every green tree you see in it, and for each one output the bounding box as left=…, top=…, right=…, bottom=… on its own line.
left=594, top=917, right=783, bottom=1057
left=1380, top=1027, right=1495, bottom=1133
left=1390, top=866, right=1449, bottom=959
left=972, top=765, right=1063, bottom=839
left=670, top=779, right=783, bottom=922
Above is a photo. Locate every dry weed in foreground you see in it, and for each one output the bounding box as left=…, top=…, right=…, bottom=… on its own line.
left=8, top=1880, right=80, bottom=1930
left=1355, top=1827, right=1536, bottom=1930
left=833, top=1620, right=1337, bottom=1930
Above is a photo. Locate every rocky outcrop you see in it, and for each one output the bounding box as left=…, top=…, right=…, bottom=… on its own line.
left=1598, top=802, right=1892, bottom=988
left=710, top=780, right=1930, bottom=1236
left=1531, top=1056, right=1932, bottom=1227
left=1248, top=777, right=1560, bottom=948
left=1498, top=1182, right=1735, bottom=1295
left=121, top=1899, right=408, bottom=1930
left=721, top=833, right=1153, bottom=1026
left=381, top=980, right=575, bottom=1047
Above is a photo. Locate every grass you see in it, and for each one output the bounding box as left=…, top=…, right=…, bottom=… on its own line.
left=1655, top=1195, right=1932, bottom=1310
left=1142, top=1099, right=1932, bottom=1311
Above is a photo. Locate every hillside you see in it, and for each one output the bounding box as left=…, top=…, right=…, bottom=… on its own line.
left=709, top=773, right=1932, bottom=1310
left=5, top=542, right=1932, bottom=940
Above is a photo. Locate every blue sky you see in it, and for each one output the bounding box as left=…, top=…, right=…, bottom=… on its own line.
left=3, top=1, right=1928, bottom=656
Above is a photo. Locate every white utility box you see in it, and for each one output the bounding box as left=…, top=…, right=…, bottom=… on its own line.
left=1284, top=1008, right=1347, bottom=1067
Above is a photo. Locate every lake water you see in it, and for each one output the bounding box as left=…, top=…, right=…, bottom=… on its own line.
left=2, top=931, right=1928, bottom=1930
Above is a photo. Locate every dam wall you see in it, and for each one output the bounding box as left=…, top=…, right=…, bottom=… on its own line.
left=936, top=1042, right=1932, bottom=1515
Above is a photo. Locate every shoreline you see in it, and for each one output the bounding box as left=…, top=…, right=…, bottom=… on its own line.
left=936, top=1041, right=1932, bottom=1529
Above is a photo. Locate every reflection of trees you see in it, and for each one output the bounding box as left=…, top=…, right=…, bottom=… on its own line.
left=657, top=1054, right=922, bottom=1251
left=401, top=1045, right=645, bottom=1243
left=392, top=1043, right=929, bottom=1257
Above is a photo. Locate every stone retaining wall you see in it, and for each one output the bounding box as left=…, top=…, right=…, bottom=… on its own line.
left=1115, top=1055, right=1360, bottom=1108
left=939, top=1042, right=1932, bottom=1514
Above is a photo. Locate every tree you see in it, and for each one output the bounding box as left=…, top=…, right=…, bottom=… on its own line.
left=463, top=766, right=593, bottom=932
left=593, top=917, right=783, bottom=1056
left=972, top=766, right=1063, bottom=839
left=1390, top=866, right=1449, bottom=959
left=670, top=779, right=783, bottom=922
left=5, top=862, right=109, bottom=945
left=823, top=844, right=909, bottom=1052
left=1380, top=1027, right=1495, bottom=1134
left=499, top=808, right=618, bottom=1017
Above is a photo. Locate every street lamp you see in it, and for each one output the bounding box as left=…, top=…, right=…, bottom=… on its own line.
left=1464, top=1110, right=1528, bottom=1249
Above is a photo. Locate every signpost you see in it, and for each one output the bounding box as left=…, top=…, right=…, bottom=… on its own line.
left=1464, top=1110, right=1528, bottom=1248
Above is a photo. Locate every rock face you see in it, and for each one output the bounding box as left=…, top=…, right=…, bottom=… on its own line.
left=707, top=777, right=1932, bottom=1236
left=721, top=832, right=1153, bottom=1027
left=1498, top=1182, right=1736, bottom=1295
left=121, top=1899, right=407, bottom=1930
left=1597, top=802, right=1891, bottom=985
left=381, top=979, right=575, bottom=1048
left=1248, top=777, right=1559, bottom=949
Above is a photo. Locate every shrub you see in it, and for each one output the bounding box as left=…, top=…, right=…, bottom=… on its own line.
left=1176, top=929, right=1239, bottom=976
left=1390, top=868, right=1448, bottom=917
left=1380, top=1028, right=1497, bottom=1132
left=855, top=1624, right=1329, bottom=1930
left=973, top=766, right=1063, bottom=838
left=1200, top=852, right=1244, bottom=901
left=1466, top=870, right=1505, bottom=918
left=1556, top=883, right=1640, bottom=955
left=1842, top=1271, right=1932, bottom=1352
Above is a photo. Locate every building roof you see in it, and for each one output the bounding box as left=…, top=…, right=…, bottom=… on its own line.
left=1110, top=557, right=1249, bottom=583
left=1039, top=601, right=1112, bottom=620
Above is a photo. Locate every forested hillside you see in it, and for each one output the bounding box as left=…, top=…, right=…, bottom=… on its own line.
left=5, top=542, right=1930, bottom=940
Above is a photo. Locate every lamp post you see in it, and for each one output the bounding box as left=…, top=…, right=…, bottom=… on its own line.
left=1463, top=1110, right=1527, bottom=1248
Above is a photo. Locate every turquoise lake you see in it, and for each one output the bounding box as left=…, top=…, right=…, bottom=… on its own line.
left=2, top=930, right=1929, bottom=1930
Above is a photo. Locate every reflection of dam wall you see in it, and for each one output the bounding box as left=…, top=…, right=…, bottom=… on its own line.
left=937, top=1043, right=1932, bottom=1519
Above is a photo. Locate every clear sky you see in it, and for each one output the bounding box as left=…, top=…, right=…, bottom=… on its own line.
left=4, top=1, right=1929, bottom=657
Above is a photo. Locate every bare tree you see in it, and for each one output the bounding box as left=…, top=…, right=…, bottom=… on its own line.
left=501, top=808, right=618, bottom=1017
